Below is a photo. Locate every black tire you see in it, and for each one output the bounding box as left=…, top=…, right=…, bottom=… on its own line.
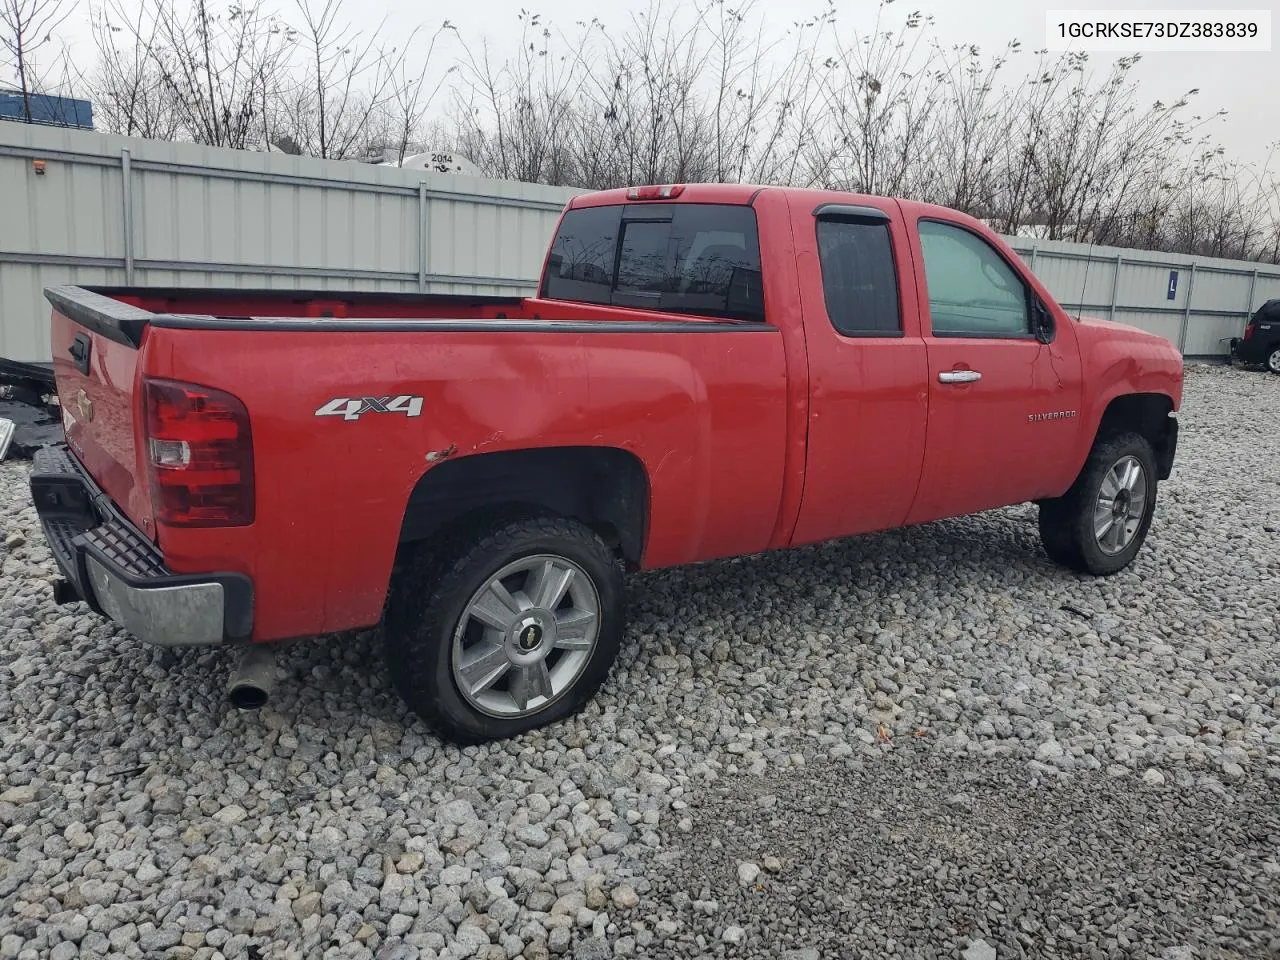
left=383, top=512, right=624, bottom=744
left=1267, top=346, right=1280, bottom=375
left=1037, top=431, right=1158, bottom=576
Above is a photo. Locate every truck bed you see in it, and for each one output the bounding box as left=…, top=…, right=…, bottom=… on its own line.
left=45, top=282, right=788, bottom=642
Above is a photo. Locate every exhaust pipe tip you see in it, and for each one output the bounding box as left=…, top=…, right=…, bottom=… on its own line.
left=227, top=683, right=270, bottom=710
left=52, top=579, right=82, bottom=606
left=226, top=643, right=276, bottom=711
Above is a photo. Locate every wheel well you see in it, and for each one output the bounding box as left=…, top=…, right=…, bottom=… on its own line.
left=399, top=446, right=650, bottom=567
left=1096, top=393, right=1176, bottom=477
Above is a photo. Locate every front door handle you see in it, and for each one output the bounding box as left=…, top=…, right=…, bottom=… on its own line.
left=939, top=369, right=981, bottom=384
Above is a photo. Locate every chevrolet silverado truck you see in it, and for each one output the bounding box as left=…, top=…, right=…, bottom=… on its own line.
left=29, top=183, right=1183, bottom=742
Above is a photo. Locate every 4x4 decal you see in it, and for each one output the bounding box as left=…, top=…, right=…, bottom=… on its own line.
left=315, top=395, right=424, bottom=421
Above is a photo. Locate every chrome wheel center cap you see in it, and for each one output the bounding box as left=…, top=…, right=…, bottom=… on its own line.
left=517, top=622, right=544, bottom=651
left=508, top=612, right=557, bottom=663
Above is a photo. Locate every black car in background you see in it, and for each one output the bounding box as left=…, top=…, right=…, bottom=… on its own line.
left=1230, top=299, right=1280, bottom=374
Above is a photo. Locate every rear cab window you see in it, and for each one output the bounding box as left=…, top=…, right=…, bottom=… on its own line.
left=541, top=203, right=765, bottom=322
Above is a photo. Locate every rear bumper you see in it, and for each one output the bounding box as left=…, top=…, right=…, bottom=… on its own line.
left=1231, top=336, right=1271, bottom=364
left=28, top=444, right=253, bottom=646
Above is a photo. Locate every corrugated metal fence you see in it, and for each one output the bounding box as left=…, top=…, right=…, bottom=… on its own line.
left=3, top=121, right=1278, bottom=362
left=1006, top=237, right=1280, bottom=358
left=0, top=123, right=580, bottom=361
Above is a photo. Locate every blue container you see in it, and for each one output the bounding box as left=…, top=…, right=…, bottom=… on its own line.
left=0, top=89, right=93, bottom=129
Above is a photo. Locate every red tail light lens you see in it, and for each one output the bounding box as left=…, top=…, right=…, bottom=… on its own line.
left=144, top=378, right=254, bottom=527
left=1243, top=324, right=1254, bottom=340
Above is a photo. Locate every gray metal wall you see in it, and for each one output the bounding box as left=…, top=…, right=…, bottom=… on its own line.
left=0, top=123, right=581, bottom=361
left=1007, top=236, right=1280, bottom=357
left=3, top=120, right=1277, bottom=362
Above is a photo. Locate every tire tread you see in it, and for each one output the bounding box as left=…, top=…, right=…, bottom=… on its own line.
left=383, top=511, right=623, bottom=743
left=1037, top=431, right=1157, bottom=576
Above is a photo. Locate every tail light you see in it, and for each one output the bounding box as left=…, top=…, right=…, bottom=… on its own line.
left=144, top=378, right=254, bottom=526
left=1243, top=324, right=1254, bottom=340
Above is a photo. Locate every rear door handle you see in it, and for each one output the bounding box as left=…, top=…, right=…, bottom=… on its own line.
left=939, top=369, right=981, bottom=383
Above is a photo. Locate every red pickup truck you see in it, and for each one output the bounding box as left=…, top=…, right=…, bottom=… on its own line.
left=29, top=183, right=1182, bottom=742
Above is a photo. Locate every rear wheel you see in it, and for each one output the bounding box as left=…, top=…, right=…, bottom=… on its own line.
left=383, top=513, right=624, bottom=743
left=1267, top=346, right=1280, bottom=374
left=1037, top=432, right=1158, bottom=576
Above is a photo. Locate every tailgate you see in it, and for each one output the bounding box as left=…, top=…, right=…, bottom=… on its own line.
left=46, top=286, right=156, bottom=537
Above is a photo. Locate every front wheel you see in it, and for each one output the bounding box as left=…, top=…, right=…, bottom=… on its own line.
left=383, top=513, right=625, bottom=744
left=1038, top=432, right=1159, bottom=576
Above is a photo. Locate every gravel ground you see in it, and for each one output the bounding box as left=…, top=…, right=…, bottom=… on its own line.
left=1, top=362, right=1278, bottom=960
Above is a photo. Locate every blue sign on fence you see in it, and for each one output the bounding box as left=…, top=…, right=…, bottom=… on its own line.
left=1167, top=270, right=1178, bottom=301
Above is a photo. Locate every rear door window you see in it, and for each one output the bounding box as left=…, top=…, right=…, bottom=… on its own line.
left=815, top=217, right=902, bottom=336
left=542, top=203, right=764, bottom=321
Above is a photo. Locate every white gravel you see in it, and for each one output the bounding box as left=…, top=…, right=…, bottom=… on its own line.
left=1, top=362, right=1278, bottom=959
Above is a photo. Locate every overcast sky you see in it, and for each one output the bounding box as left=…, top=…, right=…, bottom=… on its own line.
left=39, top=0, right=1280, bottom=174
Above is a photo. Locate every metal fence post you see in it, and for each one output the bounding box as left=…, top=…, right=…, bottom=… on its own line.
left=1246, top=268, right=1259, bottom=318
left=120, top=148, right=135, bottom=284
left=418, top=182, right=428, bottom=293
left=1029, top=245, right=1039, bottom=272
left=1178, top=262, right=1197, bottom=355
left=1109, top=254, right=1122, bottom=321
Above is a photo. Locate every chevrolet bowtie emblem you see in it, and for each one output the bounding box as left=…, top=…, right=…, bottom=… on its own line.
left=74, top=388, right=94, bottom=423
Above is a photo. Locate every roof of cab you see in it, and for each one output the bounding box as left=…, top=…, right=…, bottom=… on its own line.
left=568, top=183, right=766, bottom=208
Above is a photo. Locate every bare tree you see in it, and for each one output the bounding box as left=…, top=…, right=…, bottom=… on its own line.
left=66, top=0, right=1280, bottom=264
left=278, top=0, right=436, bottom=160
left=0, top=0, right=73, bottom=120
left=922, top=39, right=1017, bottom=214
left=808, top=3, right=942, bottom=196
left=591, top=4, right=715, bottom=186
left=450, top=0, right=830, bottom=191
left=452, top=11, right=587, bottom=184
left=86, top=0, right=182, bottom=138
left=376, top=21, right=456, bottom=165
left=141, top=0, right=294, bottom=149
left=445, top=0, right=1280, bottom=263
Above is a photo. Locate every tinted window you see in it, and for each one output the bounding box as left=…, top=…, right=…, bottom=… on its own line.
left=816, top=218, right=901, bottom=336
left=541, top=203, right=764, bottom=321
left=616, top=220, right=670, bottom=297
left=918, top=220, right=1029, bottom=337
left=542, top=205, right=621, bottom=305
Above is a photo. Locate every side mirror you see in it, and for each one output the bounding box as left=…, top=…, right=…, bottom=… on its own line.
left=1032, top=299, right=1056, bottom=344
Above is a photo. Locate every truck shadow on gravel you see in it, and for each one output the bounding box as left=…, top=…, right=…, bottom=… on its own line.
left=267, top=504, right=1153, bottom=739
left=640, top=743, right=1280, bottom=960
left=269, top=507, right=1071, bottom=728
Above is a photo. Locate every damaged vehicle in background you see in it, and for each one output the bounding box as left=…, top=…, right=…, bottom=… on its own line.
left=0, top=357, right=59, bottom=462
left=26, top=183, right=1183, bottom=743
left=1229, top=298, right=1280, bottom=373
